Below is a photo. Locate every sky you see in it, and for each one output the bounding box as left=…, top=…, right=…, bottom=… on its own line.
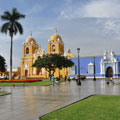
left=0, top=0, right=120, bottom=68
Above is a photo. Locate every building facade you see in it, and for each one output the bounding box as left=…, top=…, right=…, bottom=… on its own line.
left=21, top=32, right=75, bottom=79
left=69, top=51, right=120, bottom=78
left=21, top=33, right=46, bottom=79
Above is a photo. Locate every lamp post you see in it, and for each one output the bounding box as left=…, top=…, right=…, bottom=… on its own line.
left=93, top=56, right=96, bottom=81
left=77, top=48, right=81, bottom=85
left=64, top=53, right=67, bottom=81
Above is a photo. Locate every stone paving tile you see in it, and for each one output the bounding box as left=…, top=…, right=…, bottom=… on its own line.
left=0, top=79, right=120, bottom=120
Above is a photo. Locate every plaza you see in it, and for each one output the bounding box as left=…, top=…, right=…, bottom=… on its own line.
left=0, top=79, right=120, bottom=120
left=1, top=1, right=120, bottom=120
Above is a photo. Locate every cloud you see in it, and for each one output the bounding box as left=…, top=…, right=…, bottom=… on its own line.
left=96, top=18, right=120, bottom=39
left=103, top=20, right=120, bottom=34
left=83, top=0, right=120, bottom=18
left=59, top=0, right=120, bottom=41
left=60, top=0, right=120, bottom=19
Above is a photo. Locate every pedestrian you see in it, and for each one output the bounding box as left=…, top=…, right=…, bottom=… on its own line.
left=65, top=75, right=67, bottom=81
left=52, top=75, right=55, bottom=86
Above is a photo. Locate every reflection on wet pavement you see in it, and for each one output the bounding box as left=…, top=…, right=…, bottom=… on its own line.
left=0, top=79, right=120, bottom=120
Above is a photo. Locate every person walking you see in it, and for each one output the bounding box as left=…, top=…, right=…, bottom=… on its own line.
left=52, top=75, right=55, bottom=86
left=65, top=75, right=67, bottom=81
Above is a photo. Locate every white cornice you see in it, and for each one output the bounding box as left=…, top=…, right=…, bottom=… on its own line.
left=48, top=41, right=64, bottom=45
left=47, top=51, right=64, bottom=54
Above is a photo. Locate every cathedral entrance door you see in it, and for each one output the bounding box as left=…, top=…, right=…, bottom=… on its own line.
left=106, top=67, right=113, bottom=77
left=25, top=70, right=28, bottom=76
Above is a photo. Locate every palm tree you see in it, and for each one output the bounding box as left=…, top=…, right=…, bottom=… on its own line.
left=0, top=8, right=25, bottom=80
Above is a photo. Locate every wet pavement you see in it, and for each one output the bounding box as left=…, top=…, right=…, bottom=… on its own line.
left=0, top=79, right=120, bottom=120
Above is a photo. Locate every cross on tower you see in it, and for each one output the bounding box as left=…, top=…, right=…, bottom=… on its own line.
left=54, top=28, right=57, bottom=34
left=30, top=32, right=32, bottom=37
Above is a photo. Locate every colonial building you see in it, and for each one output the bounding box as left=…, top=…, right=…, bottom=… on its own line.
left=69, top=51, right=120, bottom=78
left=21, top=33, right=46, bottom=79
left=21, top=31, right=75, bottom=79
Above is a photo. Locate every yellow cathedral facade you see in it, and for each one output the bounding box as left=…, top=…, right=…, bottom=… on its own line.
left=21, top=31, right=75, bottom=79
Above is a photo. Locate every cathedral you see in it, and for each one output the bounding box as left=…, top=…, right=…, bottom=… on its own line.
left=21, top=31, right=75, bottom=79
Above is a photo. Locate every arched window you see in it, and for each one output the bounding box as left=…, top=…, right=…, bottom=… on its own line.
left=26, top=47, right=29, bottom=54
left=52, top=45, right=55, bottom=52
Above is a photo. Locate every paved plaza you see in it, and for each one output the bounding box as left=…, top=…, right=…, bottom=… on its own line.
left=0, top=79, right=120, bottom=120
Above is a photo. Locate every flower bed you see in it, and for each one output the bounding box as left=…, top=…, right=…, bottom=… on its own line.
left=0, top=79, right=42, bottom=82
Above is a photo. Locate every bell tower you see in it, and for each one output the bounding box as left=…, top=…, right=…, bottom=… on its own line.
left=21, top=33, right=39, bottom=77
left=48, top=29, right=64, bottom=55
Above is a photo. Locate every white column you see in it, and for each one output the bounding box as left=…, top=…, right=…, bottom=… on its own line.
left=100, top=62, right=104, bottom=74
left=116, top=62, right=118, bottom=74
left=100, top=62, right=103, bottom=74
left=114, top=62, right=116, bottom=74
left=42, top=68, right=45, bottom=74
left=103, top=63, right=105, bottom=74
left=113, top=62, right=115, bottom=74
left=33, top=68, right=36, bottom=74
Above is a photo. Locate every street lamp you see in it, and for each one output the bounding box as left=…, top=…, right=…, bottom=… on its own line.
left=93, top=56, right=96, bottom=81
left=77, top=48, right=81, bottom=85
left=64, top=53, right=67, bottom=81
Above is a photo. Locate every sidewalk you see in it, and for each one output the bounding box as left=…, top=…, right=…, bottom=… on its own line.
left=0, top=79, right=120, bottom=120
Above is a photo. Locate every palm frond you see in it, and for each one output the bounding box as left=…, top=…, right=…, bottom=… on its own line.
left=1, top=11, right=11, bottom=21
left=15, top=21, right=23, bottom=34
left=12, top=8, right=25, bottom=20
left=1, top=22, right=10, bottom=34
left=13, top=25, right=18, bottom=35
left=1, top=8, right=25, bottom=36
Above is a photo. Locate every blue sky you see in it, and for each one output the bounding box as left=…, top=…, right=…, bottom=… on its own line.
left=0, top=0, right=120, bottom=68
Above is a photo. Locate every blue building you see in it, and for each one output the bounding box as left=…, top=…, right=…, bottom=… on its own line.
left=69, top=51, right=120, bottom=78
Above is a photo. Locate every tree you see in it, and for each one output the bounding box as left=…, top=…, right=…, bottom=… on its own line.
left=0, top=55, right=6, bottom=72
left=53, top=55, right=74, bottom=79
left=32, top=54, right=74, bottom=80
left=1, top=8, right=25, bottom=80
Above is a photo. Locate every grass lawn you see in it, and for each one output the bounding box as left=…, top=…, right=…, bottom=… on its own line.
left=0, top=92, right=10, bottom=96
left=0, top=80, right=64, bottom=86
left=118, top=83, right=120, bottom=86
left=40, top=95, right=120, bottom=120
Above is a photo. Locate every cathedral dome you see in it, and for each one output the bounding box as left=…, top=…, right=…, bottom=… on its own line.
left=26, top=33, right=36, bottom=44
left=50, top=34, right=62, bottom=41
